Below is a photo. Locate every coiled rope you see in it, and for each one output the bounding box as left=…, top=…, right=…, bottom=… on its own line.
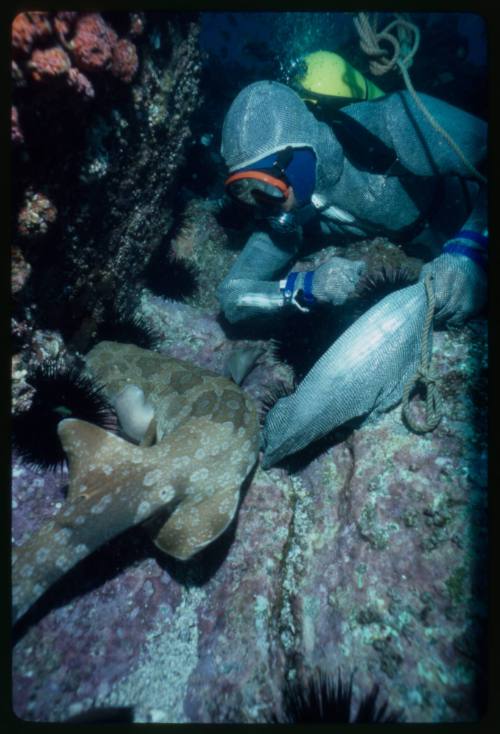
left=353, top=12, right=487, bottom=184
left=401, top=274, right=443, bottom=433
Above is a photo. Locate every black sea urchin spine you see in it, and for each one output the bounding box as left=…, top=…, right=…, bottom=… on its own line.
left=12, top=359, right=117, bottom=471
left=269, top=669, right=404, bottom=724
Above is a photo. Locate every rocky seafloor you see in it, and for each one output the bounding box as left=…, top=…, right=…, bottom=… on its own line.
left=10, top=10, right=489, bottom=725
left=12, top=292, right=488, bottom=723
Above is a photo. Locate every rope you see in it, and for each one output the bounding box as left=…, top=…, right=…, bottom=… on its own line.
left=353, top=12, right=487, bottom=185
left=401, top=274, right=443, bottom=433
left=354, top=13, right=420, bottom=75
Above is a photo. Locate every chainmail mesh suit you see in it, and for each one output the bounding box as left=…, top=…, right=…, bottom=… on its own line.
left=218, top=81, right=487, bottom=467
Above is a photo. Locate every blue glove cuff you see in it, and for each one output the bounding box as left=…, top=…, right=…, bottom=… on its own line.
left=443, top=229, right=488, bottom=271
left=455, top=229, right=488, bottom=249
left=302, top=270, right=316, bottom=305
left=281, top=271, right=299, bottom=304
left=280, top=271, right=317, bottom=306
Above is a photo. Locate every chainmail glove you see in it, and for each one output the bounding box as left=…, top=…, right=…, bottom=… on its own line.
left=293, top=256, right=366, bottom=306
left=418, top=252, right=487, bottom=326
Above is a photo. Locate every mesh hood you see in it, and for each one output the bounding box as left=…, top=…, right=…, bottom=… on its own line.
left=221, top=81, right=344, bottom=197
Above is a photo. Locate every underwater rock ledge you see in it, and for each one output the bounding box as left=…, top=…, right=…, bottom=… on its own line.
left=12, top=315, right=487, bottom=723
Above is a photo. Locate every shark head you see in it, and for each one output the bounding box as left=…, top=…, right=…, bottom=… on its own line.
left=12, top=342, right=260, bottom=624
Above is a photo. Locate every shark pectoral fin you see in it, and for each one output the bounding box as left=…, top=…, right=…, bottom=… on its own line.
left=150, top=484, right=241, bottom=561
left=139, top=416, right=157, bottom=448
left=224, top=346, right=265, bottom=385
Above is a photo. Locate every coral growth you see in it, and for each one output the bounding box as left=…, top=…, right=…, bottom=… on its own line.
left=17, top=191, right=57, bottom=238
left=67, top=67, right=95, bottom=99
left=12, top=12, right=52, bottom=56
left=53, top=11, right=78, bottom=43
left=12, top=246, right=31, bottom=296
left=129, top=13, right=145, bottom=37
left=11, top=105, right=24, bottom=144
left=27, top=46, right=71, bottom=82
left=11, top=60, right=25, bottom=87
left=69, top=13, right=117, bottom=74
left=11, top=324, right=69, bottom=416
left=111, top=38, right=139, bottom=83
left=12, top=14, right=201, bottom=355
left=11, top=11, right=140, bottom=116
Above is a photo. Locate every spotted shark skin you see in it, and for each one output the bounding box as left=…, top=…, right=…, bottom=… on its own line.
left=12, top=341, right=260, bottom=624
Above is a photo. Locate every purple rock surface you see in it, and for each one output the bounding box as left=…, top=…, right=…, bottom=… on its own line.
left=12, top=304, right=487, bottom=723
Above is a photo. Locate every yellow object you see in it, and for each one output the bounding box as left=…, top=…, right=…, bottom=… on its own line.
left=296, top=50, right=385, bottom=102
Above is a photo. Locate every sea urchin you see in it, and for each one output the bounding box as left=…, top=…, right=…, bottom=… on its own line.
left=12, top=359, right=117, bottom=471
left=269, top=669, right=403, bottom=723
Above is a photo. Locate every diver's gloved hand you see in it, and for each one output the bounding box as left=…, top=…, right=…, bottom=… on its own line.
left=286, top=256, right=366, bottom=308
left=418, top=252, right=487, bottom=326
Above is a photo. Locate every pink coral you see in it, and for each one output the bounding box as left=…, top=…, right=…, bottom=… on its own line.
left=11, top=10, right=142, bottom=123
left=53, top=11, right=78, bottom=44
left=18, top=191, right=57, bottom=238
left=12, top=12, right=52, bottom=56
left=67, top=67, right=95, bottom=99
left=27, top=46, right=71, bottom=82
left=11, top=106, right=24, bottom=145
left=12, top=60, right=25, bottom=87
left=129, top=12, right=145, bottom=37
left=12, top=246, right=32, bottom=295
left=70, top=13, right=117, bottom=73
left=111, top=38, right=139, bottom=83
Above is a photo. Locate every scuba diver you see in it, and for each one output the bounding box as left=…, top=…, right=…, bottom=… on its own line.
left=217, top=77, right=487, bottom=468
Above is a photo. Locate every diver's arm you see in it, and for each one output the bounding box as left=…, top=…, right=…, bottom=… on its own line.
left=218, top=230, right=300, bottom=323
left=346, top=91, right=488, bottom=325
left=218, top=229, right=366, bottom=323
left=345, top=90, right=487, bottom=178
left=387, top=90, right=488, bottom=263
left=344, top=90, right=487, bottom=224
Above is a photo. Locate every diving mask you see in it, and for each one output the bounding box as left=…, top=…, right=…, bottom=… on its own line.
left=225, top=169, right=290, bottom=208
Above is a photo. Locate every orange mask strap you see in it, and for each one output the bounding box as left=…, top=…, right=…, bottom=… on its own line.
left=225, top=170, right=290, bottom=198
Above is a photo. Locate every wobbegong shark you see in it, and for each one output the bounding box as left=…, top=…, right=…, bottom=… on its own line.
left=12, top=341, right=260, bottom=623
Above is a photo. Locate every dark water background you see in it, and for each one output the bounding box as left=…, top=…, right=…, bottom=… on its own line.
left=197, top=11, right=487, bottom=122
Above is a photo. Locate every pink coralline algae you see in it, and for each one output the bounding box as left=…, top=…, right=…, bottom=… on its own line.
left=27, top=46, right=71, bottom=82
left=12, top=246, right=31, bottom=296
left=53, top=11, right=78, bottom=44
left=10, top=11, right=142, bottom=160
left=69, top=13, right=117, bottom=73
left=67, top=67, right=95, bottom=99
left=129, top=12, right=145, bottom=37
left=11, top=106, right=24, bottom=145
left=18, top=192, right=57, bottom=238
left=11, top=12, right=140, bottom=106
left=11, top=15, right=199, bottom=359
left=111, top=38, right=139, bottom=83
left=12, top=60, right=25, bottom=87
left=12, top=12, right=52, bottom=56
